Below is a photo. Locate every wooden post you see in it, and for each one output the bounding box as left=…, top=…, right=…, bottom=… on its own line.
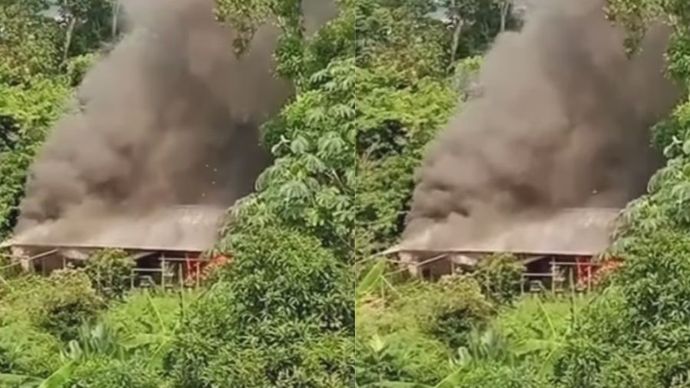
left=587, top=262, right=592, bottom=293
left=161, top=254, right=166, bottom=289
left=551, top=257, right=555, bottom=295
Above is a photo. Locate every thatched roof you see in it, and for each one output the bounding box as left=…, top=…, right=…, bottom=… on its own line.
left=1, top=205, right=226, bottom=253
left=385, top=208, right=621, bottom=257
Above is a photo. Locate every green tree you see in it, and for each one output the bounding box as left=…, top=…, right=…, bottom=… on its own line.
left=167, top=226, right=353, bottom=387
left=56, top=0, right=114, bottom=63
left=606, top=0, right=690, bottom=72
left=354, top=0, right=457, bottom=260
left=353, top=0, right=505, bottom=262
left=166, top=2, right=355, bottom=386
left=84, top=249, right=135, bottom=300
left=0, top=80, right=70, bottom=239
left=211, top=0, right=355, bottom=262
left=473, top=253, right=524, bottom=305
left=0, top=0, right=114, bottom=85
left=554, top=231, right=690, bottom=387
left=443, top=0, right=518, bottom=62
left=0, top=0, right=113, bottom=239
left=355, top=275, right=494, bottom=386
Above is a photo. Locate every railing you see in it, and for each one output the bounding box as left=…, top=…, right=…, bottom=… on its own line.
left=130, top=256, right=208, bottom=289
left=520, top=258, right=605, bottom=295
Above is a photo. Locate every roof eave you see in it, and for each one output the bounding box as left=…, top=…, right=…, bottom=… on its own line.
left=383, top=247, right=607, bottom=257
left=3, top=242, right=209, bottom=253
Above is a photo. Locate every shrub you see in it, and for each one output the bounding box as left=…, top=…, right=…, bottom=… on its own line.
left=166, top=225, right=353, bottom=387
left=453, top=362, right=549, bottom=388
left=355, top=275, right=494, bottom=386
left=418, top=275, right=494, bottom=348
left=554, top=230, right=690, bottom=387
left=102, top=290, right=192, bottom=340
left=41, top=269, right=103, bottom=341
left=355, top=329, right=454, bottom=385
left=199, top=329, right=354, bottom=388
left=473, top=253, right=524, bottom=305
left=0, top=270, right=102, bottom=342
left=0, top=251, right=20, bottom=280
left=84, top=249, right=135, bottom=300
left=68, top=356, right=167, bottom=388
left=0, top=323, right=62, bottom=376
left=0, top=271, right=101, bottom=375
left=217, top=225, right=353, bottom=329
left=356, top=275, right=493, bottom=339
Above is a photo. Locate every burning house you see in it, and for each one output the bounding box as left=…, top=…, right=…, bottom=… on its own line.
left=0, top=205, right=228, bottom=288
left=384, top=207, right=622, bottom=292
left=394, top=0, right=678, bottom=293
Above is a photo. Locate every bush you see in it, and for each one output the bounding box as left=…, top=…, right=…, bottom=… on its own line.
left=355, top=275, right=493, bottom=341
left=0, top=323, right=62, bottom=376
left=419, top=275, right=494, bottom=348
left=217, top=225, right=353, bottom=329
left=84, top=249, right=135, bottom=300
left=473, top=253, right=524, bottom=305
left=0, top=251, right=20, bottom=280
left=102, top=290, right=192, bottom=340
left=355, top=329, right=454, bottom=385
left=355, top=275, right=494, bottom=386
left=554, top=230, right=690, bottom=387
left=0, top=271, right=102, bottom=376
left=453, top=362, right=549, bottom=388
left=166, top=225, right=353, bottom=387
left=40, top=269, right=103, bottom=341
left=68, top=356, right=167, bottom=388
left=198, top=329, right=354, bottom=388
left=0, top=270, right=102, bottom=342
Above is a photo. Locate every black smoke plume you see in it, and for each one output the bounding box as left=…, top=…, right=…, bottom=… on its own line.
left=14, top=0, right=334, bottom=244
left=405, top=0, right=679, bottom=247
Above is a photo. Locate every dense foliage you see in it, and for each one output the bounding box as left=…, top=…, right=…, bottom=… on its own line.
left=167, top=226, right=353, bottom=387
left=159, top=2, right=357, bottom=386
left=0, top=0, right=358, bottom=386
left=474, top=253, right=524, bottom=305
left=355, top=275, right=493, bottom=385
left=84, top=249, right=135, bottom=300
left=554, top=231, right=690, bottom=387
left=5, top=0, right=690, bottom=386
left=355, top=0, right=470, bottom=260
left=0, top=0, right=112, bottom=240
left=354, top=1, right=690, bottom=387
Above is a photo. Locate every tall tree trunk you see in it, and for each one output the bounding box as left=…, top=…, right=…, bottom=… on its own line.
left=112, top=0, right=120, bottom=39
left=450, top=18, right=465, bottom=64
left=62, top=16, right=77, bottom=65
left=500, top=0, right=511, bottom=32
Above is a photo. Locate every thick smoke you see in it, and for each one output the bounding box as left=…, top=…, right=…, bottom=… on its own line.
left=14, top=0, right=334, bottom=243
left=404, top=0, right=680, bottom=247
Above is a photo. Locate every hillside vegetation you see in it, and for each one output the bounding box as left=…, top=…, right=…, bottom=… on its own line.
left=355, top=1, right=690, bottom=387
left=0, top=0, right=354, bottom=386
left=2, top=0, right=690, bottom=387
